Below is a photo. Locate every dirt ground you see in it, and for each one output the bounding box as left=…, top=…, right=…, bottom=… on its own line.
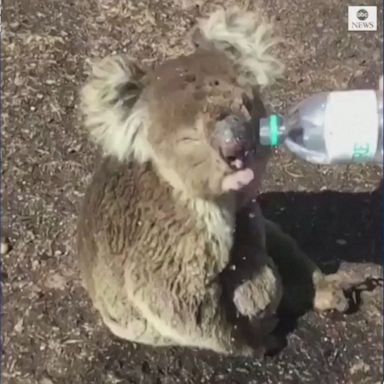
left=2, top=0, right=383, bottom=383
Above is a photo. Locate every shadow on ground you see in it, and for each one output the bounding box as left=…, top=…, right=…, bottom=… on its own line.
left=259, top=186, right=382, bottom=355
left=260, top=187, right=381, bottom=267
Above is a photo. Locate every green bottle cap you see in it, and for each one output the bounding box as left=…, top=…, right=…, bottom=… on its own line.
left=268, top=114, right=280, bottom=146
left=259, top=114, right=282, bottom=146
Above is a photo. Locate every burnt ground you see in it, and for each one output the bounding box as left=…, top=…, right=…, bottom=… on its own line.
left=1, top=0, right=383, bottom=383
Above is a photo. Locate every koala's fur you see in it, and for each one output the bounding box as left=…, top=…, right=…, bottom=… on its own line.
left=77, top=8, right=352, bottom=357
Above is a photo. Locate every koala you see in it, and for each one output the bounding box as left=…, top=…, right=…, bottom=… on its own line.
left=77, top=8, right=353, bottom=357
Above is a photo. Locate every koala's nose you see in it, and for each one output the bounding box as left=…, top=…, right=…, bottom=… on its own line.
left=212, top=115, right=253, bottom=169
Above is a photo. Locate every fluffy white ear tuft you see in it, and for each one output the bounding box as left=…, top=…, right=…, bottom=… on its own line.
left=197, top=7, right=284, bottom=87
left=80, top=55, right=151, bottom=162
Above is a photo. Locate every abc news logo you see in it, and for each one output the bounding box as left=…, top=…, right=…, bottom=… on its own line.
left=356, top=9, right=369, bottom=20
left=348, top=6, right=377, bottom=31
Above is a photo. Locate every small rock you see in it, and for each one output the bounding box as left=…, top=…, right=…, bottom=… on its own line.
left=350, top=361, right=370, bottom=375
left=68, top=143, right=82, bottom=153
left=9, top=22, right=21, bottom=31
left=40, top=378, right=54, bottom=384
left=235, top=367, right=250, bottom=374
left=14, top=75, right=23, bottom=86
left=96, top=15, right=106, bottom=23
left=44, top=273, right=67, bottom=290
left=14, top=318, right=24, bottom=334
left=141, top=361, right=151, bottom=374
left=0, top=240, right=10, bottom=255
left=45, top=79, right=55, bottom=85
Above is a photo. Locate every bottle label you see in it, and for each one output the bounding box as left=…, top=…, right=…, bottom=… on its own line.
left=324, top=90, right=379, bottom=162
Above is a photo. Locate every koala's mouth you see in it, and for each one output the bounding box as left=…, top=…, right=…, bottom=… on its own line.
left=226, top=155, right=247, bottom=170
left=220, top=143, right=251, bottom=171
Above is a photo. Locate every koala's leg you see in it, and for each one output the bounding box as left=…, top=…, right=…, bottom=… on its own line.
left=123, top=267, right=259, bottom=357
left=97, top=299, right=175, bottom=347
left=88, top=260, right=173, bottom=347
left=264, top=219, right=351, bottom=314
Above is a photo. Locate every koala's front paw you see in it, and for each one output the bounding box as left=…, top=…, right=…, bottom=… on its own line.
left=232, top=263, right=283, bottom=319
left=221, top=168, right=254, bottom=192
left=313, top=273, right=365, bottom=313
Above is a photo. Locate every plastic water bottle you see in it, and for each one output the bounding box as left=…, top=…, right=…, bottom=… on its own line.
left=259, top=84, right=383, bottom=165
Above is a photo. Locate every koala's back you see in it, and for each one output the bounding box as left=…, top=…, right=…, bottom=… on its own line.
left=77, top=157, right=232, bottom=344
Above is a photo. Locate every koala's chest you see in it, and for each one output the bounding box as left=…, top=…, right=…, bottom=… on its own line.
left=88, top=160, right=236, bottom=284
left=109, top=200, right=234, bottom=290
left=191, top=200, right=235, bottom=272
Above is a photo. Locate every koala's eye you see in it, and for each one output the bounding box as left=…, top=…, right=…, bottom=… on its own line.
left=184, top=73, right=197, bottom=83
left=216, top=111, right=230, bottom=121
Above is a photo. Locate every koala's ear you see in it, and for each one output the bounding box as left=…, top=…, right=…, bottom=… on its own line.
left=192, top=8, right=284, bottom=87
left=80, top=55, right=151, bottom=162
left=84, top=55, right=146, bottom=110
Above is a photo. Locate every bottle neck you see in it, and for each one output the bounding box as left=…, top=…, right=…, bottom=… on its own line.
left=259, top=114, right=286, bottom=147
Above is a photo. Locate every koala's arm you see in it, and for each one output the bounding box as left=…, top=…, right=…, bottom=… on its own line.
left=220, top=203, right=282, bottom=328
left=265, top=220, right=322, bottom=281
left=263, top=219, right=320, bottom=313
